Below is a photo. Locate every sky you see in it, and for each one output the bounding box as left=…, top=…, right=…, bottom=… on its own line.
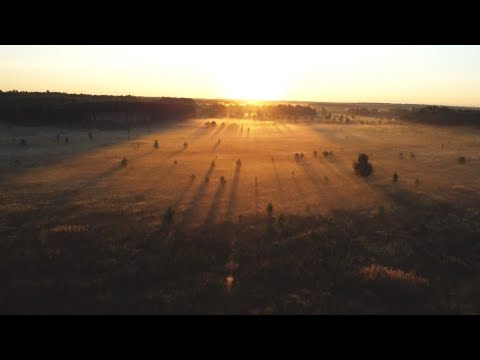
left=1, top=45, right=480, bottom=107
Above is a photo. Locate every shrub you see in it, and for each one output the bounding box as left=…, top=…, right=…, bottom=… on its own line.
left=353, top=153, right=373, bottom=177
left=236, top=159, right=242, bottom=167
left=211, top=160, right=215, bottom=168
left=120, top=157, right=128, bottom=167
left=300, top=153, right=304, bottom=159
left=458, top=156, right=466, bottom=164
left=322, top=151, right=329, bottom=158
left=184, top=141, right=188, bottom=149
left=154, top=140, right=159, bottom=149
left=392, top=173, right=399, bottom=183
left=220, top=176, right=227, bottom=185
left=294, top=153, right=300, bottom=161
left=313, top=150, right=318, bottom=158
left=163, top=206, right=175, bottom=226
left=266, top=202, right=273, bottom=217
left=190, top=174, right=196, bottom=181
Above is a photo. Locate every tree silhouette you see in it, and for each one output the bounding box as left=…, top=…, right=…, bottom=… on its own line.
left=392, top=172, right=399, bottom=183
left=353, top=153, right=373, bottom=177
left=266, top=202, right=273, bottom=217
left=154, top=139, right=159, bottom=149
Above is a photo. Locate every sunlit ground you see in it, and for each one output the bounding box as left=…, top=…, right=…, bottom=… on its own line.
left=2, top=118, right=480, bottom=231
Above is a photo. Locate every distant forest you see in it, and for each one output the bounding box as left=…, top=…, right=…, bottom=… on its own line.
left=2, top=91, right=479, bottom=127
left=346, top=105, right=480, bottom=126
left=0, top=91, right=197, bottom=128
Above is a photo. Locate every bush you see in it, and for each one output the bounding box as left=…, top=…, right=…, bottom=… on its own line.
left=353, top=153, right=373, bottom=177
left=154, top=140, right=159, bottom=149
left=120, top=157, right=128, bottom=167
left=322, top=151, right=329, bottom=158
left=392, top=172, right=399, bottom=183
left=313, top=150, right=318, bottom=158
left=163, top=206, right=175, bottom=226
left=458, top=156, right=466, bottom=164
left=266, top=202, right=273, bottom=217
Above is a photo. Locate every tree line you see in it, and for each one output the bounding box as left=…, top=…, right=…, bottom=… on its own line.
left=0, top=91, right=197, bottom=128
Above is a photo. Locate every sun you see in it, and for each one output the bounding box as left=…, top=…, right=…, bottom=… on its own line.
left=214, top=58, right=289, bottom=101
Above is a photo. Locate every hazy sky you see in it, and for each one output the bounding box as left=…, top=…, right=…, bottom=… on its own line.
left=1, top=45, right=480, bottom=106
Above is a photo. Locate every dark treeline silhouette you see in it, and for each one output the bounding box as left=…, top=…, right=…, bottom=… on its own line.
left=196, top=102, right=317, bottom=119
left=0, top=91, right=197, bottom=128
left=347, top=105, right=480, bottom=126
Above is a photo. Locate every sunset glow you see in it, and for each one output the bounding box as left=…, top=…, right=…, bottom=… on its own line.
left=2, top=45, right=480, bottom=106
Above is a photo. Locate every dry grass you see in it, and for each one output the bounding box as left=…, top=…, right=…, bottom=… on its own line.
left=360, top=264, right=429, bottom=287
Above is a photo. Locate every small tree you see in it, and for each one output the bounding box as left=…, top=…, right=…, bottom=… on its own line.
left=458, top=156, right=466, bottom=164
left=353, top=153, right=373, bottom=177
left=236, top=159, right=242, bottom=167
left=266, top=202, right=273, bottom=217
left=120, top=156, right=128, bottom=167
left=163, top=206, right=175, bottom=227
left=154, top=140, right=159, bottom=149
left=211, top=160, right=215, bottom=168
left=313, top=150, right=318, bottom=158
left=184, top=141, right=188, bottom=149
left=415, top=178, right=420, bottom=186
left=392, top=172, right=399, bottom=183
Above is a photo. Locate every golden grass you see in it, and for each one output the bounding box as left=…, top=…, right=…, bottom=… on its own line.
left=360, top=264, right=429, bottom=287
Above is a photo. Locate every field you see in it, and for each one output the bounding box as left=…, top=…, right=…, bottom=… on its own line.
left=2, top=118, right=480, bottom=314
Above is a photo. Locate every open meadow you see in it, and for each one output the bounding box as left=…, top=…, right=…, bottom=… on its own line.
left=2, top=118, right=480, bottom=314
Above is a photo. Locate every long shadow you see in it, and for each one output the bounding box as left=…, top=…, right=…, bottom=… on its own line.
left=254, top=176, right=259, bottom=217
left=204, top=181, right=227, bottom=228
left=209, top=124, right=226, bottom=139
left=239, top=125, right=244, bottom=137
left=272, top=160, right=288, bottom=207
left=211, top=141, right=221, bottom=153
left=179, top=165, right=216, bottom=228
left=171, top=176, right=198, bottom=210
left=225, top=166, right=241, bottom=222
left=294, top=160, right=334, bottom=209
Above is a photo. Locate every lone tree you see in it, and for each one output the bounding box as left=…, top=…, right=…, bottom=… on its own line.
left=266, top=202, right=273, bottom=217
left=392, top=172, right=399, bottom=183
left=163, top=206, right=175, bottom=227
left=353, top=153, right=373, bottom=177
left=154, top=140, right=159, bottom=149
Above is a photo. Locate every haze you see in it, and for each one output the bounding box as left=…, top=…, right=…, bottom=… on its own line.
left=1, top=45, right=480, bottom=107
